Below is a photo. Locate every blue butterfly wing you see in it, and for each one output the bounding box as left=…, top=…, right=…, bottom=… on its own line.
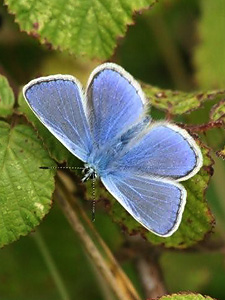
left=86, top=63, right=146, bottom=147
left=102, top=172, right=186, bottom=236
left=23, top=76, right=92, bottom=162
left=113, top=123, right=203, bottom=181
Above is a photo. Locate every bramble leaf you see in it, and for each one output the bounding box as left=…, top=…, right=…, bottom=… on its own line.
left=142, top=82, right=225, bottom=115
left=0, top=121, right=55, bottom=247
left=0, top=75, right=14, bottom=117
left=155, top=293, right=215, bottom=300
left=99, top=142, right=214, bottom=248
left=210, top=99, right=225, bottom=122
left=5, top=0, right=156, bottom=59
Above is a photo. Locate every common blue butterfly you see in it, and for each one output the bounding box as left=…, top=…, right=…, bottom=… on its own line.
left=23, top=63, right=203, bottom=237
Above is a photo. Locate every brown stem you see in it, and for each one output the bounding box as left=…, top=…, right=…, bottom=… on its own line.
left=116, top=237, right=167, bottom=299
left=177, top=120, right=224, bottom=132
left=55, top=171, right=141, bottom=300
left=137, top=257, right=167, bottom=298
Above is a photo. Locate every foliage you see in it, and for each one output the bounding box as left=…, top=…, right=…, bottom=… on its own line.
left=5, top=0, right=156, bottom=59
left=0, top=120, right=55, bottom=247
left=0, top=75, right=14, bottom=116
left=142, top=83, right=225, bottom=116
left=0, top=0, right=225, bottom=299
left=210, top=99, right=225, bottom=123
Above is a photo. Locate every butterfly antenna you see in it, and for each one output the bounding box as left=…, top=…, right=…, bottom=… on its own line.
left=91, top=177, right=96, bottom=222
left=40, top=165, right=96, bottom=221
left=39, top=166, right=84, bottom=170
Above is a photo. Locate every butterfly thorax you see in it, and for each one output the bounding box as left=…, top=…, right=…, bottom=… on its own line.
left=86, top=117, right=151, bottom=178
left=86, top=147, right=116, bottom=178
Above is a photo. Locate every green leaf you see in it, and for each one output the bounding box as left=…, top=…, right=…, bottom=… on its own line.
left=0, top=75, right=14, bottom=117
left=156, top=293, right=215, bottom=300
left=210, top=99, right=225, bottom=122
left=142, top=82, right=225, bottom=115
left=5, top=0, right=156, bottom=60
left=18, top=92, right=73, bottom=163
left=195, top=0, right=225, bottom=89
left=217, top=148, right=225, bottom=160
left=0, top=121, right=55, bottom=247
left=99, top=142, right=214, bottom=249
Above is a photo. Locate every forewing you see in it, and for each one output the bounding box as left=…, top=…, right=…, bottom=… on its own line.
left=102, top=172, right=186, bottom=237
left=86, top=63, right=146, bottom=147
left=23, top=75, right=92, bottom=162
left=113, top=122, right=203, bottom=181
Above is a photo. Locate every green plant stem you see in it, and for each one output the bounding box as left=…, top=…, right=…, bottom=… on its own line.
left=149, top=9, right=191, bottom=90
left=32, top=230, right=71, bottom=300
left=56, top=171, right=142, bottom=300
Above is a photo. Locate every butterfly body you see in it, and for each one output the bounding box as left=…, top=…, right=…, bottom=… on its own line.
left=23, top=63, right=203, bottom=237
left=86, top=117, right=151, bottom=178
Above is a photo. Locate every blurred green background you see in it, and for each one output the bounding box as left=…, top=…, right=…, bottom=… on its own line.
left=0, top=0, right=225, bottom=299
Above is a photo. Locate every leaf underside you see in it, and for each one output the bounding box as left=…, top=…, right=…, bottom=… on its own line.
left=5, top=0, right=156, bottom=59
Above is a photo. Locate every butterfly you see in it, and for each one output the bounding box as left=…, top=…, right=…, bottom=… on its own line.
left=23, top=63, right=203, bottom=237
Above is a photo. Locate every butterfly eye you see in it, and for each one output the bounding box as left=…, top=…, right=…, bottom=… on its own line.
left=82, top=167, right=90, bottom=175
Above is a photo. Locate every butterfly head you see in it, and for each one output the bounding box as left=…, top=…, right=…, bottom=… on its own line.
left=81, top=164, right=98, bottom=182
